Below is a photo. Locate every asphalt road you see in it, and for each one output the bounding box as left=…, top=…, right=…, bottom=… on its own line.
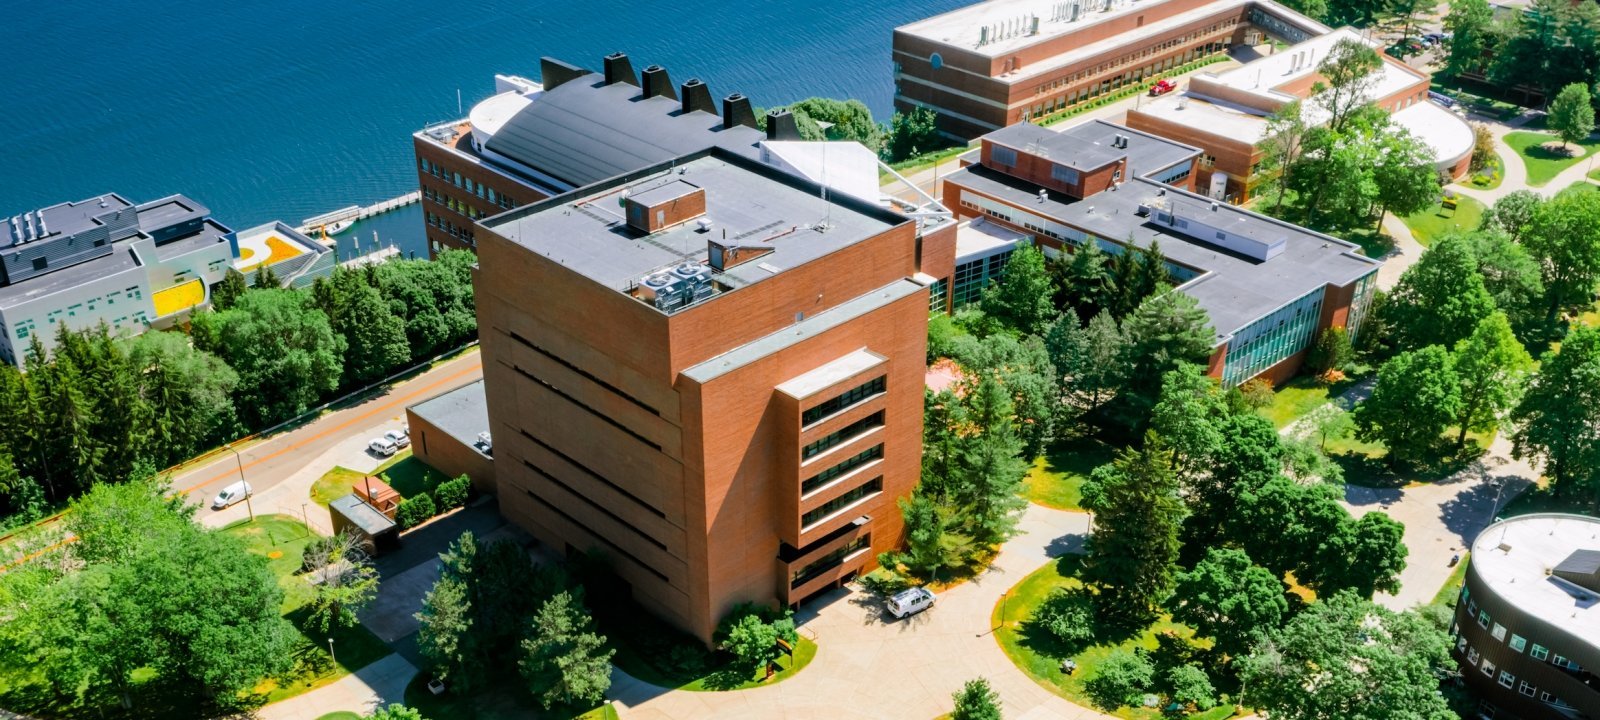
left=171, top=352, right=484, bottom=511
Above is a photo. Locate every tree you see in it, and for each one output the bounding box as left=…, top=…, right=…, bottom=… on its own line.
left=1116, top=291, right=1215, bottom=429
left=367, top=705, right=428, bottom=720
left=1381, top=235, right=1496, bottom=353
left=518, top=591, right=614, bottom=709
left=716, top=603, right=798, bottom=675
left=1063, top=310, right=1126, bottom=416
left=884, top=106, right=945, bottom=162
left=1233, top=476, right=1348, bottom=580
left=124, top=331, right=239, bottom=467
left=1080, top=436, right=1186, bottom=624
left=1371, top=129, right=1440, bottom=231
left=1312, top=39, right=1383, bottom=132
left=320, top=270, right=410, bottom=387
left=959, top=373, right=1029, bottom=545
left=1305, top=326, right=1353, bottom=375
left=1548, top=82, right=1596, bottom=149
left=191, top=289, right=343, bottom=428
left=1480, top=190, right=1543, bottom=243
left=789, top=97, right=882, bottom=149
left=1238, top=593, right=1456, bottom=720
left=1261, top=102, right=1315, bottom=212
left=374, top=252, right=477, bottom=361
left=1305, top=402, right=1355, bottom=451
left=1511, top=325, right=1600, bottom=505
left=981, top=245, right=1056, bottom=336
left=1029, top=587, right=1097, bottom=648
left=1451, top=312, right=1533, bottom=446
left=1148, top=364, right=1226, bottom=482
left=951, top=677, right=1003, bottom=720
left=251, top=264, right=282, bottom=289
left=1459, top=229, right=1545, bottom=335
left=416, top=533, right=482, bottom=689
left=211, top=270, right=249, bottom=311
left=1355, top=346, right=1461, bottom=464
left=1444, top=0, right=1496, bottom=77
left=1084, top=649, right=1154, bottom=711
left=1523, top=186, right=1600, bottom=319
left=1169, top=548, right=1288, bottom=658
left=961, top=333, right=1058, bottom=454
left=892, top=492, right=959, bottom=579
left=1053, top=238, right=1116, bottom=319
left=1165, top=664, right=1217, bottom=711
left=305, top=532, right=380, bottom=633
left=1311, top=512, right=1409, bottom=598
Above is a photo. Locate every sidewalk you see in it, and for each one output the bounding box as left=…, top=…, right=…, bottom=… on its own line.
left=254, top=653, right=417, bottom=720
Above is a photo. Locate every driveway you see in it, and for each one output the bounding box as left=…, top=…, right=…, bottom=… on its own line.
left=613, top=505, right=1108, bottom=720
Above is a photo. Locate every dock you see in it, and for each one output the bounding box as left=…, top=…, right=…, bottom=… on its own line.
left=296, top=191, right=420, bottom=234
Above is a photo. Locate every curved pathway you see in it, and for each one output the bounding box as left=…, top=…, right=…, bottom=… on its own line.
left=611, top=505, right=1108, bottom=720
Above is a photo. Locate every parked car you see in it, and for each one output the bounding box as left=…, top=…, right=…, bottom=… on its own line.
left=887, top=587, right=937, bottom=619
left=369, top=438, right=399, bottom=457
left=212, top=481, right=253, bottom=510
left=1148, top=78, right=1178, bottom=96
left=385, top=428, right=410, bottom=449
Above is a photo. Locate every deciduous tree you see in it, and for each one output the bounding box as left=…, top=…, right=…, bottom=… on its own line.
left=1547, top=82, right=1596, bottom=149
left=1380, top=236, right=1496, bottom=352
left=1524, top=186, right=1600, bottom=319
left=1356, top=346, right=1461, bottom=464
left=1511, top=325, right=1600, bottom=505
left=191, top=289, right=343, bottom=428
left=951, top=677, right=1003, bottom=720
left=1451, top=312, right=1533, bottom=446
left=1312, top=39, right=1383, bottom=132
left=981, top=245, right=1056, bottom=336
left=1169, top=548, right=1288, bottom=658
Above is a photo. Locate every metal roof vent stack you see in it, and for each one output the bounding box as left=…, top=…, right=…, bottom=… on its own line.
left=681, top=78, right=716, bottom=115
left=602, top=52, right=638, bottom=87
left=722, top=93, right=757, bottom=130
left=766, top=109, right=802, bottom=141
left=539, top=57, right=590, bottom=91
left=641, top=65, right=677, bottom=101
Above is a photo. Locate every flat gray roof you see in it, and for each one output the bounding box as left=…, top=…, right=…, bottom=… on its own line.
left=0, top=247, right=139, bottom=309
left=484, top=73, right=765, bottom=188
left=987, top=120, right=1200, bottom=176
left=683, top=279, right=925, bottom=384
left=946, top=165, right=1377, bottom=339
left=482, top=148, right=906, bottom=303
left=408, top=380, right=490, bottom=457
left=134, top=195, right=210, bottom=230
left=3, top=193, right=135, bottom=248
left=330, top=494, right=397, bottom=536
left=152, top=218, right=232, bottom=262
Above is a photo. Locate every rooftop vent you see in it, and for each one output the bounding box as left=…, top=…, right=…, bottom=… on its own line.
left=636, top=263, right=714, bottom=312
left=603, top=52, right=638, bottom=87
left=766, top=109, right=802, bottom=141
left=681, top=78, right=716, bottom=115
left=723, top=93, right=757, bottom=130
left=641, top=65, right=677, bottom=101
left=539, top=57, right=590, bottom=91
left=623, top=180, right=707, bottom=233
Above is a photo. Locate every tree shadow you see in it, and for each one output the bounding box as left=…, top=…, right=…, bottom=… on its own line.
left=1523, top=142, right=1580, bottom=161
left=1335, top=438, right=1489, bottom=490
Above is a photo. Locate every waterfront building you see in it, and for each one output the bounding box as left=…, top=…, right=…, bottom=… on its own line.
left=0, top=194, right=332, bottom=367
left=1451, top=514, right=1600, bottom=720
left=941, top=118, right=1381, bottom=385
left=892, top=0, right=1328, bottom=140
left=1126, top=27, right=1473, bottom=201
left=473, top=146, right=955, bottom=643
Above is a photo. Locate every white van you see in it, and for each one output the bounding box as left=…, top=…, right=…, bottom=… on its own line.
left=212, top=481, right=253, bottom=510
left=887, top=587, right=936, bottom=619
left=369, top=438, right=398, bottom=457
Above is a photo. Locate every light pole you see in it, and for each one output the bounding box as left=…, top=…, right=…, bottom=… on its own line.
left=225, top=443, right=254, bottom=522
left=302, top=503, right=311, bottom=533
left=328, top=637, right=336, bottom=667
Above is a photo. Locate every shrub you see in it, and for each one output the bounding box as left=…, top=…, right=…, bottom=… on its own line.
left=434, top=475, right=471, bottom=510
left=1028, top=587, right=1096, bottom=649
left=1085, top=649, right=1154, bottom=710
left=301, top=534, right=340, bottom=573
left=396, top=493, right=437, bottom=529
left=1237, top=378, right=1276, bottom=410
left=1165, top=664, right=1216, bottom=711
left=1305, top=326, right=1352, bottom=375
left=716, top=603, right=799, bottom=672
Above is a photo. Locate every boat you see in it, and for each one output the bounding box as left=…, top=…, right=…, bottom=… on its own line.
left=324, top=219, right=354, bottom=236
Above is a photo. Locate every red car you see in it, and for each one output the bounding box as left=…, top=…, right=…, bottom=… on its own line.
left=1149, top=79, right=1177, bottom=96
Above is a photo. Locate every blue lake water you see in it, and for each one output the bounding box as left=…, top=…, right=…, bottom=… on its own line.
left=1, top=0, right=969, bottom=258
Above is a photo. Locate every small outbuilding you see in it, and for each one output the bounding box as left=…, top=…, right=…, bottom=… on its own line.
left=329, top=493, right=399, bottom=556
left=351, top=476, right=402, bottom=519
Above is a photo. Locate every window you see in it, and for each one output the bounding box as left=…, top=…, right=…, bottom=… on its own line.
left=1456, top=636, right=1468, bottom=653
left=1510, top=635, right=1526, bottom=653
left=802, top=376, right=887, bottom=426
left=1519, top=681, right=1536, bottom=697
left=1477, top=609, right=1490, bottom=628
left=802, top=411, right=885, bottom=460
left=803, top=445, right=884, bottom=495
left=1481, top=659, right=1496, bottom=677
left=791, top=535, right=871, bottom=588
left=1531, top=644, right=1549, bottom=661
left=1492, top=623, right=1507, bottom=641
left=1498, top=670, right=1514, bottom=688
left=801, top=477, right=883, bottom=529
left=1051, top=164, right=1080, bottom=185
left=1467, top=647, right=1480, bottom=665
left=991, top=145, right=1017, bottom=167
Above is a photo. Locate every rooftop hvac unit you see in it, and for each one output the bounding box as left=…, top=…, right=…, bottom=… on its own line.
left=638, top=272, right=683, bottom=305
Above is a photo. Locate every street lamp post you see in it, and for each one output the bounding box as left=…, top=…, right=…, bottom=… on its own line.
left=225, top=444, right=254, bottom=522
left=328, top=637, right=336, bottom=667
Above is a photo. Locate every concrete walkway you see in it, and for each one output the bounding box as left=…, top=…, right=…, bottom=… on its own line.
left=613, top=505, right=1107, bottom=720
left=254, top=653, right=417, bottom=720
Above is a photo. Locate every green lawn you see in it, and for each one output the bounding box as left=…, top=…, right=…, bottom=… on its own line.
left=1024, top=437, right=1118, bottom=511
left=1400, top=193, right=1486, bottom=247
left=992, top=556, right=1242, bottom=720
left=311, top=466, right=370, bottom=506
left=1430, top=554, right=1471, bottom=611
left=310, top=452, right=452, bottom=507
left=1256, top=376, right=1355, bottom=429
left=403, top=673, right=618, bottom=720
left=1502, top=131, right=1600, bottom=187
left=220, top=516, right=391, bottom=704
left=315, top=712, right=363, bottom=720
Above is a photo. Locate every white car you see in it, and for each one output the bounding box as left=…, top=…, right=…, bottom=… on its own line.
left=385, top=428, right=410, bottom=449
left=211, top=481, right=253, bottom=510
left=886, top=587, right=937, bottom=619
left=369, top=438, right=398, bottom=457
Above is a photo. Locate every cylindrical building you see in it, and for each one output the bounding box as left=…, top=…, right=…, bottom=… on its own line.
left=1451, top=513, right=1600, bottom=719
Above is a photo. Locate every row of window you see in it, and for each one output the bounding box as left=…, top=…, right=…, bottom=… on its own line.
left=1464, top=590, right=1582, bottom=671
left=1030, top=21, right=1240, bottom=97
left=1221, top=286, right=1323, bottom=387
left=1020, top=42, right=1231, bottom=121
left=802, top=411, right=885, bottom=461
left=802, top=376, right=887, bottom=427
left=418, top=157, right=515, bottom=209
left=425, top=211, right=476, bottom=246
left=952, top=250, right=1014, bottom=308
left=422, top=185, right=489, bottom=221
left=1460, top=639, right=1574, bottom=708
left=803, top=444, right=884, bottom=496
left=802, top=478, right=883, bottom=530
left=790, top=535, right=871, bottom=588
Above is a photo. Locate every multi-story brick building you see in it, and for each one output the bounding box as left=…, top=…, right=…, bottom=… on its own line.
left=942, top=118, right=1381, bottom=386
left=473, top=146, right=956, bottom=643
left=1127, top=27, right=1474, bottom=201
left=1451, top=514, right=1600, bottom=720
left=893, top=0, right=1328, bottom=140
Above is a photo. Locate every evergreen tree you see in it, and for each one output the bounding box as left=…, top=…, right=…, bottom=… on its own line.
left=124, top=331, right=240, bottom=466
left=251, top=264, right=281, bottom=289
left=211, top=270, right=249, bottom=311
left=1356, top=346, right=1461, bottom=465
left=1053, top=238, right=1116, bottom=319
left=1080, top=435, right=1186, bottom=625
left=1064, top=310, right=1126, bottom=416
left=960, top=374, right=1029, bottom=545
left=1115, top=291, right=1215, bottom=430
left=1043, top=308, right=1089, bottom=430
left=518, top=591, right=613, bottom=709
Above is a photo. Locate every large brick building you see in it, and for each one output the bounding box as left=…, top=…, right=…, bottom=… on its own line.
left=1127, top=27, right=1474, bottom=201
left=473, top=147, right=957, bottom=643
left=942, top=118, right=1381, bottom=386
left=892, top=0, right=1328, bottom=140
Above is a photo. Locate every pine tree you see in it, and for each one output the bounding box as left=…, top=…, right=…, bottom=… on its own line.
left=518, top=591, right=613, bottom=709
left=1054, top=239, right=1116, bottom=319
left=960, top=374, right=1029, bottom=545
left=251, top=265, right=282, bottom=289
left=1081, top=434, right=1186, bottom=625
left=211, top=270, right=248, bottom=311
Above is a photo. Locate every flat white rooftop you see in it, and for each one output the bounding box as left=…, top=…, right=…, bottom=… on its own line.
left=1206, top=27, right=1419, bottom=99
left=955, top=216, right=1028, bottom=262
left=903, top=0, right=1211, bottom=57
left=1392, top=101, right=1475, bottom=168
left=1471, top=514, right=1600, bottom=652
